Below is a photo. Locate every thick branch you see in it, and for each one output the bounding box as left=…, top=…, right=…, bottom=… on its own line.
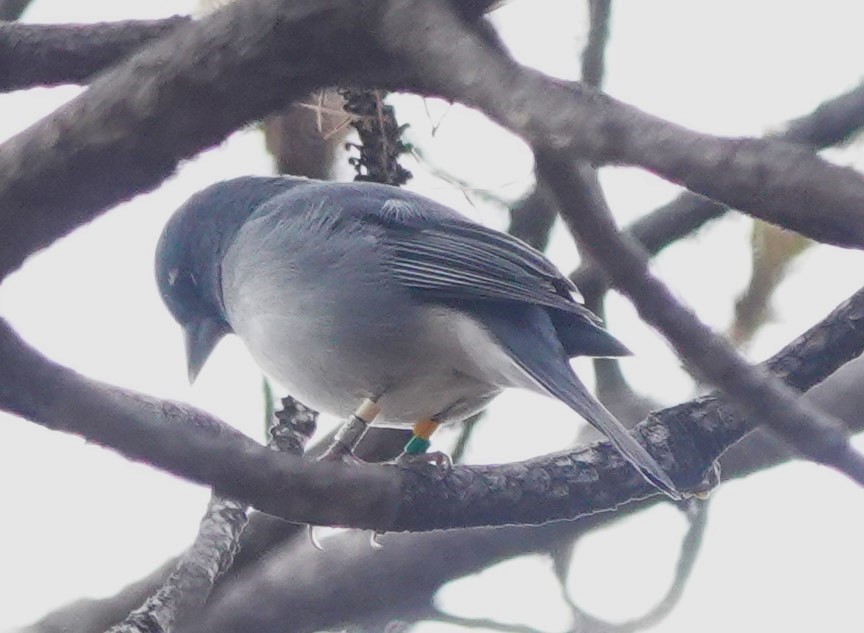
left=2, top=0, right=863, bottom=288
left=5, top=267, right=864, bottom=537
left=107, top=497, right=247, bottom=633
left=0, top=1, right=389, bottom=279
left=22, top=283, right=864, bottom=633
left=380, top=0, right=864, bottom=249
left=0, top=0, right=509, bottom=281
left=0, top=18, right=191, bottom=90
left=0, top=317, right=401, bottom=528
left=175, top=346, right=864, bottom=633
left=0, top=0, right=499, bottom=93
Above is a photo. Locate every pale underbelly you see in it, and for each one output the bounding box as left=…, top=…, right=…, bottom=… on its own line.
left=228, top=305, right=533, bottom=427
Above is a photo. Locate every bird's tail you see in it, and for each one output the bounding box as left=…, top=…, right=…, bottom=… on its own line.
left=470, top=302, right=681, bottom=499
left=549, top=374, right=681, bottom=500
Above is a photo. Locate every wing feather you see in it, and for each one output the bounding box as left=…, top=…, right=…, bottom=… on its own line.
left=382, top=220, right=592, bottom=316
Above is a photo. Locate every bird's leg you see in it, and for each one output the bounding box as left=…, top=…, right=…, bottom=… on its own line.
left=318, top=398, right=380, bottom=462
left=397, top=420, right=452, bottom=467
left=404, top=420, right=439, bottom=454
left=311, top=398, right=381, bottom=550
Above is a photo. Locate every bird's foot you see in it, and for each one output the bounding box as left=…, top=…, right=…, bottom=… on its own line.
left=317, top=442, right=367, bottom=465
left=394, top=449, right=453, bottom=470
left=682, top=460, right=721, bottom=501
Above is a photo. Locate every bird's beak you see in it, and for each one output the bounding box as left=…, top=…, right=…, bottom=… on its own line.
left=183, top=318, right=226, bottom=383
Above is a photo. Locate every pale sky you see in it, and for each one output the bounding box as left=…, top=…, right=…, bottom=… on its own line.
left=1, top=1, right=864, bottom=632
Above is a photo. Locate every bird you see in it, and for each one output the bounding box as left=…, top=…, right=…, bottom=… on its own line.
left=155, top=176, right=679, bottom=498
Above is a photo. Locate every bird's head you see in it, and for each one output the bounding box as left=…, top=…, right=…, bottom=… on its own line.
left=155, top=176, right=311, bottom=382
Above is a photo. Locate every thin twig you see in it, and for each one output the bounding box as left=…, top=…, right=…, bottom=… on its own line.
left=581, top=0, right=612, bottom=88
left=612, top=500, right=710, bottom=632
left=558, top=499, right=710, bottom=633
left=425, top=609, right=548, bottom=633
left=450, top=413, right=481, bottom=463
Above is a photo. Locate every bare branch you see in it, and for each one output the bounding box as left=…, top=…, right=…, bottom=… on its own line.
left=0, top=316, right=401, bottom=528
left=0, top=18, right=191, bottom=90
left=107, top=498, right=248, bottom=633
left=425, top=609, right=548, bottom=633
left=0, top=1, right=499, bottom=93
left=560, top=500, right=711, bottom=633
left=611, top=500, right=711, bottom=632
left=0, top=0, right=505, bottom=282
left=572, top=80, right=864, bottom=297
left=380, top=0, right=864, bottom=249
left=581, top=0, right=612, bottom=88
left=507, top=182, right=557, bottom=251
left=4, top=263, right=864, bottom=538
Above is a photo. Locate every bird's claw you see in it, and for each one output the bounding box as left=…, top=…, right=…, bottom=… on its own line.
left=370, top=531, right=385, bottom=549
left=317, top=445, right=366, bottom=465
left=307, top=524, right=325, bottom=551
left=395, top=450, right=452, bottom=471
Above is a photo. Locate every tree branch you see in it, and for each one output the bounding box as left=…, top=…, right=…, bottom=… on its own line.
left=380, top=0, right=864, bottom=249
left=0, top=0, right=33, bottom=21
left=4, top=266, right=864, bottom=540
left=581, top=0, right=612, bottom=88
left=21, top=283, right=864, bottom=633
left=572, top=79, right=864, bottom=298
left=0, top=18, right=191, bottom=91
left=105, top=398, right=315, bottom=633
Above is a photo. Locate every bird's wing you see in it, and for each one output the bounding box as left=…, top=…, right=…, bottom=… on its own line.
left=472, top=302, right=679, bottom=498
left=379, top=218, right=594, bottom=317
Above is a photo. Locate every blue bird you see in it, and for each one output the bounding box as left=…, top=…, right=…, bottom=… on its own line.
left=155, top=176, right=679, bottom=498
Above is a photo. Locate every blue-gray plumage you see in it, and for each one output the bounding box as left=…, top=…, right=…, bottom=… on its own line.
left=155, top=176, right=679, bottom=498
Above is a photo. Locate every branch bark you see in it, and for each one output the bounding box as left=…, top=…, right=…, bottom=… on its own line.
left=0, top=18, right=191, bottom=90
